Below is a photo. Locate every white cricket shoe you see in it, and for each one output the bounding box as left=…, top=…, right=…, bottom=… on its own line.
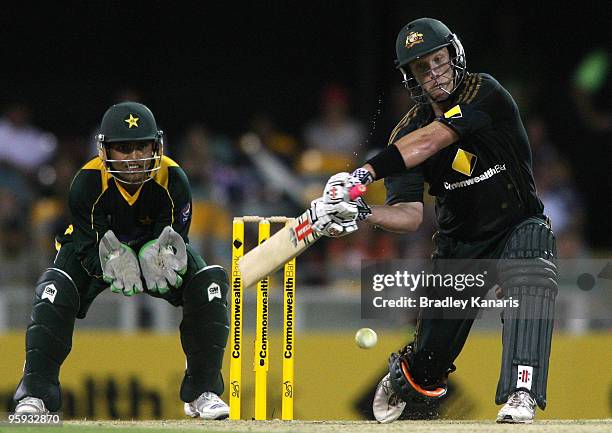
left=496, top=390, right=536, bottom=423
left=184, top=392, right=229, bottom=420
left=372, top=373, right=406, bottom=423
left=15, top=397, right=49, bottom=415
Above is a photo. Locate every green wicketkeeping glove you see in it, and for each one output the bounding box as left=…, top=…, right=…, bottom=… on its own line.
left=99, top=230, right=143, bottom=296
left=139, top=226, right=188, bottom=294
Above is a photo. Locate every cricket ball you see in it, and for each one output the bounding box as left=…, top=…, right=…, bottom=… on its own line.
left=355, top=327, right=377, bottom=349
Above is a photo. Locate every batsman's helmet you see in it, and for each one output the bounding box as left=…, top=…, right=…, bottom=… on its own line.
left=96, top=101, right=164, bottom=184
left=395, top=18, right=466, bottom=104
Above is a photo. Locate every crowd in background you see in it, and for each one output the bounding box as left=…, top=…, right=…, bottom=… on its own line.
left=0, top=50, right=608, bottom=330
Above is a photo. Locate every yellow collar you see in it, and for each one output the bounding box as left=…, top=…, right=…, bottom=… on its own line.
left=115, top=179, right=143, bottom=206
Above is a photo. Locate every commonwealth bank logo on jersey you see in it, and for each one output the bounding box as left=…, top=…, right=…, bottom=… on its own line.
left=444, top=164, right=507, bottom=190
left=452, top=148, right=477, bottom=176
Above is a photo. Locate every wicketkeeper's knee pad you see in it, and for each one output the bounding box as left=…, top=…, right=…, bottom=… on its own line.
left=496, top=218, right=557, bottom=409
left=180, top=265, right=230, bottom=401
left=14, top=268, right=80, bottom=412
left=388, top=346, right=448, bottom=404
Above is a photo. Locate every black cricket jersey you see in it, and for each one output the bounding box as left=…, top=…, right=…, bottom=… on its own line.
left=385, top=73, right=543, bottom=241
left=57, top=156, right=192, bottom=278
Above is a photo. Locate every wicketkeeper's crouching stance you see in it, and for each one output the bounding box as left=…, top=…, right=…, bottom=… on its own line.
left=13, top=102, right=230, bottom=420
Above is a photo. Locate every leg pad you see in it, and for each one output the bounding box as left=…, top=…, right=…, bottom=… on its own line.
left=14, top=268, right=80, bottom=412
left=179, top=265, right=230, bottom=402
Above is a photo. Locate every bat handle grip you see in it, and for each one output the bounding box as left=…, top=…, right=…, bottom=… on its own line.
left=349, top=184, right=367, bottom=200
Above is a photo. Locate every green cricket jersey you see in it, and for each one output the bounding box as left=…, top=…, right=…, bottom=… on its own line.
left=57, top=156, right=192, bottom=278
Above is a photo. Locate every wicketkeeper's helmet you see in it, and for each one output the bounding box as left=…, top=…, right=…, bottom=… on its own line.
left=96, top=101, right=164, bottom=184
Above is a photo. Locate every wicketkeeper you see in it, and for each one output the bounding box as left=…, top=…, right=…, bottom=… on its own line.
left=13, top=102, right=230, bottom=420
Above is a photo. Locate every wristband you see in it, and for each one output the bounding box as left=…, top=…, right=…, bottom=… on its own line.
left=365, top=144, right=406, bottom=180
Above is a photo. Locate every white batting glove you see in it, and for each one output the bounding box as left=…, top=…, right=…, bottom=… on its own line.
left=309, top=197, right=358, bottom=238
left=350, top=167, right=374, bottom=186
left=323, top=172, right=361, bottom=205
left=322, top=171, right=372, bottom=222
left=139, top=226, right=188, bottom=294
left=355, top=197, right=372, bottom=221
left=310, top=195, right=358, bottom=223
left=99, top=230, right=143, bottom=296
left=321, top=218, right=358, bottom=237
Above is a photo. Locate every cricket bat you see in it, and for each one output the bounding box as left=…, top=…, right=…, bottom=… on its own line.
left=238, top=184, right=366, bottom=288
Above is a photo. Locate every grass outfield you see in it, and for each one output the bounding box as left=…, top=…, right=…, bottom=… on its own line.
left=1, top=420, right=611, bottom=433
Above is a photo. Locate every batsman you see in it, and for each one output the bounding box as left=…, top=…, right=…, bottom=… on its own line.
left=311, top=18, right=557, bottom=423
left=13, top=102, right=230, bottom=420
